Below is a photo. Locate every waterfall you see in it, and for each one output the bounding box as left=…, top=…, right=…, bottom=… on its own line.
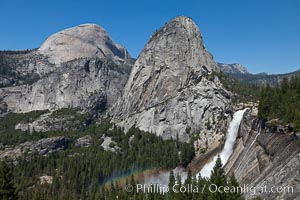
left=197, top=108, right=248, bottom=178
left=140, top=108, right=248, bottom=185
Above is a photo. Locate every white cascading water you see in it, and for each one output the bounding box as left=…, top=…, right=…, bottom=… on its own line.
left=142, top=109, right=248, bottom=185
left=198, top=108, right=248, bottom=178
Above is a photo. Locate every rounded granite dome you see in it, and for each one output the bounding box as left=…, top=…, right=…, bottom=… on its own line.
left=39, top=23, right=130, bottom=64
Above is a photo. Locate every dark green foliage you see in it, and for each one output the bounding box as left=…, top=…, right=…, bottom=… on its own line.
left=213, top=71, right=261, bottom=103
left=258, top=76, right=300, bottom=131
left=208, top=156, right=227, bottom=200
left=231, top=70, right=300, bottom=86
left=1, top=113, right=246, bottom=199
left=227, top=173, right=244, bottom=200
left=0, top=110, right=48, bottom=145
left=0, top=108, right=90, bottom=146
left=197, top=176, right=210, bottom=200
left=50, top=107, right=88, bottom=123
left=169, top=156, right=245, bottom=200
left=0, top=50, right=35, bottom=55
left=168, top=170, right=175, bottom=198
left=5, top=121, right=195, bottom=199
left=204, top=156, right=245, bottom=200
left=179, top=141, right=195, bottom=167
left=51, top=107, right=79, bottom=117
left=210, top=156, right=226, bottom=187
left=0, top=161, right=18, bottom=200
left=0, top=54, right=17, bottom=77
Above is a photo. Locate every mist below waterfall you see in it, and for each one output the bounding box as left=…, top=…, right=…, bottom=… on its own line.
left=141, top=108, right=247, bottom=185
left=198, top=108, right=248, bottom=178
left=143, top=167, right=187, bottom=188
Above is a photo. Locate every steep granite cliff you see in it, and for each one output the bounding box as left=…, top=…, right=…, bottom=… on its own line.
left=225, top=111, right=300, bottom=199
left=2, top=58, right=131, bottom=113
left=111, top=16, right=231, bottom=142
left=39, top=24, right=130, bottom=64
left=0, top=24, right=132, bottom=113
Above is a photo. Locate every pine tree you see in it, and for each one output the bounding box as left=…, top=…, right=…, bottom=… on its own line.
left=174, top=173, right=184, bottom=200
left=0, top=161, right=18, bottom=200
left=183, top=169, right=193, bottom=199
left=185, top=169, right=192, bottom=185
left=227, top=173, right=244, bottom=200
left=197, top=175, right=209, bottom=200
left=168, top=170, right=175, bottom=195
left=208, top=155, right=227, bottom=200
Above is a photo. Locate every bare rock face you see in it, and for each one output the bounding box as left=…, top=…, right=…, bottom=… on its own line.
left=111, top=16, right=231, bottom=142
left=39, top=175, right=53, bottom=185
left=0, top=51, right=55, bottom=88
left=225, top=112, right=300, bottom=200
left=15, top=111, right=86, bottom=133
left=75, top=135, right=92, bottom=148
left=1, top=23, right=132, bottom=114
left=100, top=136, right=120, bottom=152
left=0, top=136, right=70, bottom=162
left=2, top=57, right=131, bottom=113
left=217, top=63, right=249, bottom=74
left=39, top=24, right=130, bottom=64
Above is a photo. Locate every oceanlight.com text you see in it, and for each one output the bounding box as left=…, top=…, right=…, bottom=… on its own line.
left=124, top=183, right=294, bottom=196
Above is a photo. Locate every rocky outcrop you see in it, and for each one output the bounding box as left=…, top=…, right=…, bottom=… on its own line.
left=2, top=57, right=131, bottom=113
left=0, top=136, right=70, bottom=162
left=0, top=51, right=55, bottom=88
left=15, top=110, right=86, bottom=133
left=75, top=135, right=92, bottom=148
left=39, top=24, right=131, bottom=64
left=0, top=75, right=14, bottom=87
left=39, top=175, right=53, bottom=184
left=111, top=16, right=231, bottom=142
left=0, top=101, right=7, bottom=114
left=225, top=111, right=300, bottom=200
left=100, top=136, right=120, bottom=152
left=217, top=63, right=249, bottom=74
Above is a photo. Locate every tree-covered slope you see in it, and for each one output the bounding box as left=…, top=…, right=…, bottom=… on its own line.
left=258, top=76, right=300, bottom=131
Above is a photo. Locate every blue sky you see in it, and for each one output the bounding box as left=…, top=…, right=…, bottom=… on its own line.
left=0, top=0, right=299, bottom=74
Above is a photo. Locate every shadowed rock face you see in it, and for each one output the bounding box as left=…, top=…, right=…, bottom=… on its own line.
left=111, top=16, right=231, bottom=141
left=2, top=58, right=131, bottom=113
left=225, top=112, right=300, bottom=200
left=39, top=24, right=130, bottom=64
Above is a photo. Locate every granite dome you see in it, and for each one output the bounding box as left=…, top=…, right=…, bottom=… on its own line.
left=39, top=23, right=130, bottom=64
